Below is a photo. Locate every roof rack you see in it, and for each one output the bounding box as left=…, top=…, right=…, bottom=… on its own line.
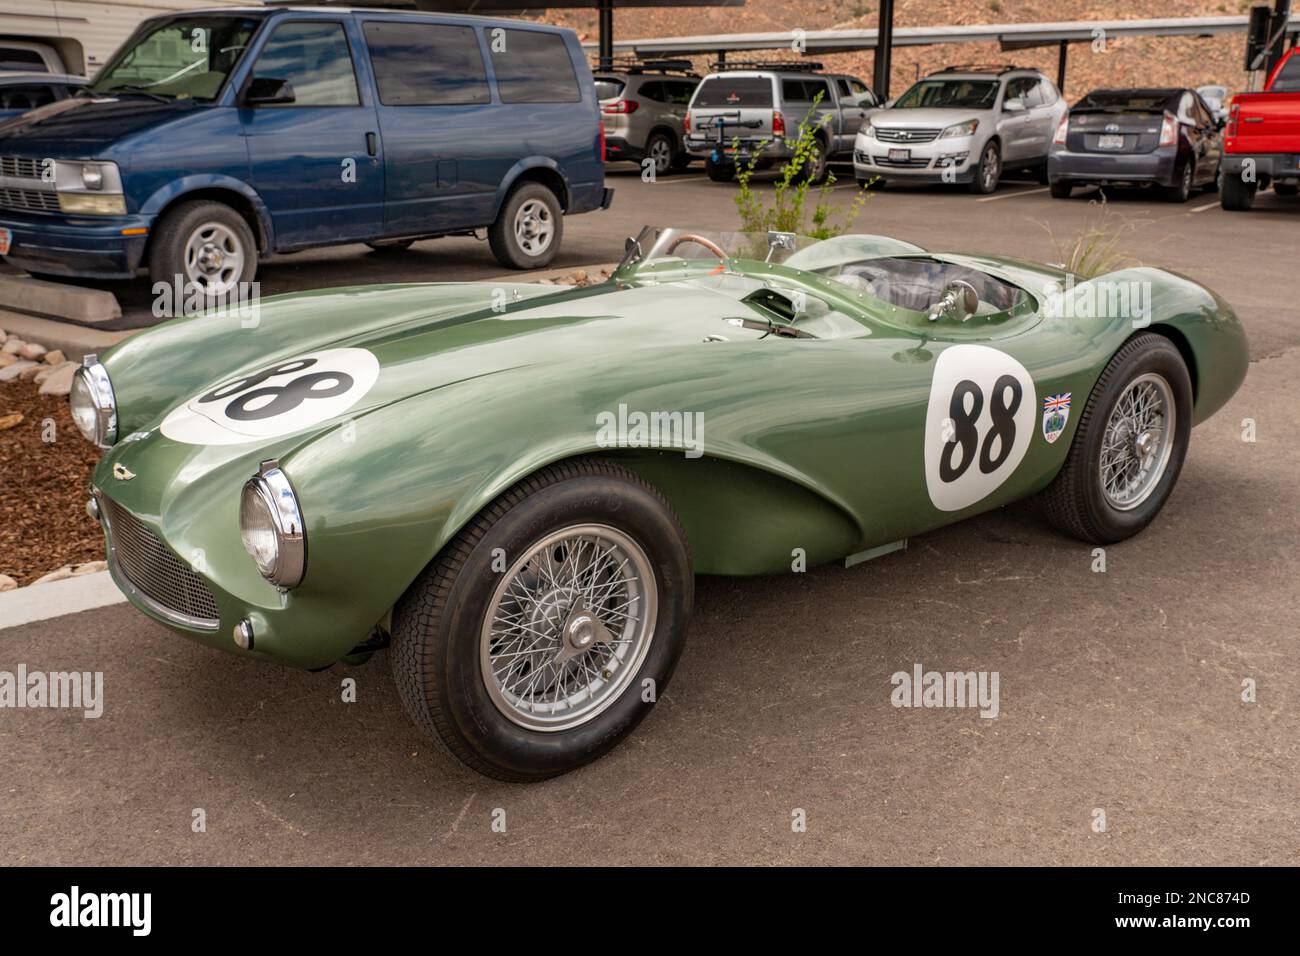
left=709, top=60, right=825, bottom=74
left=594, top=56, right=698, bottom=77
left=934, top=63, right=1029, bottom=75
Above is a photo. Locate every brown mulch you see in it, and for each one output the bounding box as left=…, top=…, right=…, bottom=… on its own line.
left=0, top=381, right=103, bottom=585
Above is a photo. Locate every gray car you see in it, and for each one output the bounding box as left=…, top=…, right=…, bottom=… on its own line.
left=853, top=64, right=1067, bottom=194
left=683, top=63, right=878, bottom=184
left=1048, top=88, right=1224, bottom=203
left=596, top=61, right=698, bottom=177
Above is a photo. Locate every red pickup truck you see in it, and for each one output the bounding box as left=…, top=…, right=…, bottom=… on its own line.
left=1221, top=47, right=1300, bottom=209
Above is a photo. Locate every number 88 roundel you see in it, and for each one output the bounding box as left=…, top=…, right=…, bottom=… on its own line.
left=923, top=344, right=1036, bottom=512
left=161, top=348, right=381, bottom=446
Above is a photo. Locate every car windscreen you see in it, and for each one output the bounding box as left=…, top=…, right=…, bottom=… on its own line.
left=594, top=76, right=625, bottom=99
left=692, top=76, right=773, bottom=108
left=89, top=15, right=261, bottom=102
left=892, top=79, right=998, bottom=109
left=1074, top=90, right=1177, bottom=112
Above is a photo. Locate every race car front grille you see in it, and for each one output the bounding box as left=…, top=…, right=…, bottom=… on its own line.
left=0, top=155, right=42, bottom=179
left=0, top=187, right=59, bottom=212
left=871, top=154, right=933, bottom=168
left=100, top=494, right=221, bottom=628
left=874, top=127, right=941, bottom=144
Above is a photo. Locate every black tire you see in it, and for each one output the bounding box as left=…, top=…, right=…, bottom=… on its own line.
left=1049, top=180, right=1073, bottom=199
left=366, top=238, right=415, bottom=253
left=670, top=150, right=693, bottom=172
left=391, top=458, right=694, bottom=782
left=148, top=199, right=257, bottom=294
left=968, top=141, right=1001, bottom=194
left=1219, top=172, right=1256, bottom=211
left=1035, top=164, right=1050, bottom=185
left=1204, top=165, right=1221, bottom=193
left=644, top=130, right=675, bottom=177
left=1274, top=181, right=1299, bottom=197
left=1037, top=334, right=1193, bottom=545
left=705, top=157, right=735, bottom=182
left=488, top=181, right=563, bottom=270
left=1162, top=161, right=1193, bottom=202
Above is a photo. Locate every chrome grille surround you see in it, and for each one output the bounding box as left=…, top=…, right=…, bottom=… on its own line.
left=97, top=491, right=221, bottom=630
left=874, top=127, right=941, bottom=144
left=0, top=155, right=42, bottom=179
left=0, top=187, right=59, bottom=212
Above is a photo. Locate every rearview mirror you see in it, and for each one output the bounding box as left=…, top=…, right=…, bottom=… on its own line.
left=243, top=77, right=295, bottom=106
left=927, top=280, right=979, bottom=323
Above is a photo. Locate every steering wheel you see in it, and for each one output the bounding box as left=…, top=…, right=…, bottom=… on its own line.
left=666, top=233, right=728, bottom=259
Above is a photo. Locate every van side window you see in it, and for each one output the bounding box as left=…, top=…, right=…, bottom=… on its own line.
left=363, top=21, right=489, bottom=105
left=0, top=47, right=49, bottom=72
left=253, top=21, right=360, bottom=106
left=489, top=29, right=580, bottom=104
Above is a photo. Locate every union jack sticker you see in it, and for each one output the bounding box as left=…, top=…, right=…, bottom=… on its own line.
left=1041, top=393, right=1071, bottom=444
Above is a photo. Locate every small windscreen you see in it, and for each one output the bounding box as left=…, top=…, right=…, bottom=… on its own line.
left=692, top=76, right=773, bottom=108
left=1075, top=90, right=1176, bottom=112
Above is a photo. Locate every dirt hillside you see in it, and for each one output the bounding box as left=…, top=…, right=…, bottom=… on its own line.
left=547, top=0, right=1263, bottom=96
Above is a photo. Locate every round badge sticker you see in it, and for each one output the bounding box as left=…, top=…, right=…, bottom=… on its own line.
left=923, top=344, right=1035, bottom=513
left=161, top=347, right=380, bottom=446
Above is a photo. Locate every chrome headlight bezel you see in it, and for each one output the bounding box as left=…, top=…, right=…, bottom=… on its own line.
left=940, top=119, right=980, bottom=139
left=53, top=160, right=126, bottom=215
left=240, top=459, right=306, bottom=591
left=70, top=354, right=118, bottom=448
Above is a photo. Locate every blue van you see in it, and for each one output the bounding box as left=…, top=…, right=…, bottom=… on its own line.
left=0, top=6, right=611, bottom=293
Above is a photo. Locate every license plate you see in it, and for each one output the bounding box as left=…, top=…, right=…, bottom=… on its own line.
left=1097, top=134, right=1125, bottom=150
left=0, top=228, right=10, bottom=256
left=889, top=148, right=910, bottom=162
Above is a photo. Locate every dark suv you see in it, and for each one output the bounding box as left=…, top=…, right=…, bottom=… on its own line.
left=0, top=6, right=611, bottom=294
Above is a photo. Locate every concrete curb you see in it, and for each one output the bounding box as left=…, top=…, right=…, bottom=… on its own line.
left=0, top=311, right=132, bottom=363
left=0, top=571, right=127, bottom=631
left=0, top=274, right=121, bottom=324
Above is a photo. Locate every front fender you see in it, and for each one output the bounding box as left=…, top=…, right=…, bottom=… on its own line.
left=136, top=173, right=275, bottom=245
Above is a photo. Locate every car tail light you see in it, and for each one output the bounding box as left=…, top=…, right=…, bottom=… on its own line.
left=684, top=111, right=692, bottom=134
left=599, top=121, right=606, bottom=161
left=1227, top=102, right=1240, bottom=138
left=1159, top=111, right=1177, bottom=147
left=1053, top=116, right=1069, bottom=145
left=773, top=110, right=786, bottom=137
left=602, top=99, right=639, bottom=114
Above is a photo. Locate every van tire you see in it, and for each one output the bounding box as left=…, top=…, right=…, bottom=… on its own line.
left=488, top=182, right=563, bottom=270
left=149, top=200, right=257, bottom=297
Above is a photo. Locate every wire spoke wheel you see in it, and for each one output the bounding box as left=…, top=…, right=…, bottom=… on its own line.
left=480, top=524, right=657, bottom=732
left=1099, top=372, right=1176, bottom=510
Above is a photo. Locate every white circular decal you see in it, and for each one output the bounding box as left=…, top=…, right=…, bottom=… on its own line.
left=161, top=348, right=380, bottom=446
left=924, top=344, right=1035, bottom=513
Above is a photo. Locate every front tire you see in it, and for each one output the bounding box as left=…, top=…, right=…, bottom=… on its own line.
left=968, top=141, right=1001, bottom=194
left=1163, top=162, right=1193, bottom=202
left=488, top=182, right=562, bottom=270
left=391, top=458, right=693, bottom=781
left=1037, top=334, right=1193, bottom=544
left=1049, top=180, right=1073, bottom=199
left=148, top=199, right=257, bottom=297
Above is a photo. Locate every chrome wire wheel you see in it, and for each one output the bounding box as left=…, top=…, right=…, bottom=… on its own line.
left=480, top=524, right=657, bottom=732
left=513, top=198, right=554, bottom=257
left=183, top=220, right=245, bottom=296
left=1099, top=372, right=1176, bottom=511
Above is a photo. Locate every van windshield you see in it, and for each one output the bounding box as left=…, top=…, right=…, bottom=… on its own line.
left=90, top=15, right=261, bottom=102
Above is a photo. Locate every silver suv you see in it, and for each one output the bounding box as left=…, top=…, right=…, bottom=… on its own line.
left=684, top=63, right=878, bottom=184
left=853, top=64, right=1067, bottom=194
left=596, top=60, right=699, bottom=177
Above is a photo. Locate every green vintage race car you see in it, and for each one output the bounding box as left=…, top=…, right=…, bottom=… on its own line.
left=70, top=227, right=1248, bottom=780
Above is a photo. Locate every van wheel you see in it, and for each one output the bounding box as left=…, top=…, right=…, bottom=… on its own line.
left=149, top=200, right=257, bottom=298
left=488, top=182, right=563, bottom=270
left=705, top=157, right=735, bottom=182
left=391, top=458, right=693, bottom=781
left=1220, top=173, right=1256, bottom=211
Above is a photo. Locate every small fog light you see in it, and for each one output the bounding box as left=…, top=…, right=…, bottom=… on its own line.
left=233, top=619, right=254, bottom=650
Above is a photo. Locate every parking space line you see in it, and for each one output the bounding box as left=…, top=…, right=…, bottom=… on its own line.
left=1189, top=201, right=1219, bottom=213
left=652, top=175, right=709, bottom=185
left=976, top=186, right=1050, bottom=203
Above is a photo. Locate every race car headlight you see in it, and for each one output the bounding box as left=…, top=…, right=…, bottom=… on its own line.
left=940, top=119, right=979, bottom=139
left=240, top=460, right=306, bottom=590
left=69, top=355, right=117, bottom=447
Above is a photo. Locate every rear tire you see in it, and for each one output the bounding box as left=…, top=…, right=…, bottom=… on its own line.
left=488, top=182, right=562, bottom=270
left=706, top=157, right=735, bottom=182
left=645, top=131, right=675, bottom=178
left=1219, top=172, right=1256, bottom=211
left=1162, top=162, right=1193, bottom=202
left=391, top=458, right=693, bottom=781
left=796, top=137, right=828, bottom=185
left=1049, top=180, right=1073, bottom=199
left=1037, top=334, right=1193, bottom=544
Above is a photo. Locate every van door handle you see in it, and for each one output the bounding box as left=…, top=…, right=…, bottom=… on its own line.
left=366, top=132, right=378, bottom=156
